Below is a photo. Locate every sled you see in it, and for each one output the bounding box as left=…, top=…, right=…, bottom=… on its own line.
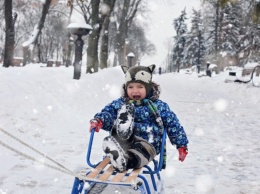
left=71, top=128, right=167, bottom=194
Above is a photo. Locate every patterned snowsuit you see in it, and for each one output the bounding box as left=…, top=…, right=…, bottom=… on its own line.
left=94, top=82, right=189, bottom=155
left=94, top=82, right=189, bottom=169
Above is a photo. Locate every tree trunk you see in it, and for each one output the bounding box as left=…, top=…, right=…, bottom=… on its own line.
left=23, top=46, right=30, bottom=66
left=115, top=0, right=130, bottom=66
left=86, top=30, right=100, bottom=73
left=3, top=0, right=15, bottom=67
left=114, top=0, right=141, bottom=66
left=86, top=0, right=111, bottom=73
left=86, top=0, right=101, bottom=73
left=100, top=0, right=116, bottom=69
left=100, top=17, right=109, bottom=69
left=65, top=4, right=74, bottom=67
left=22, top=0, right=52, bottom=66
left=214, top=1, right=221, bottom=57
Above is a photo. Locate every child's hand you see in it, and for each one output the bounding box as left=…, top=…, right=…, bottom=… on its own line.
left=89, top=119, right=103, bottom=132
left=178, top=147, right=188, bottom=162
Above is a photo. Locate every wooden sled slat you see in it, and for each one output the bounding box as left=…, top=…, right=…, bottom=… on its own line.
left=111, top=171, right=127, bottom=182
left=86, top=157, right=110, bottom=179
left=124, top=168, right=142, bottom=183
left=98, top=165, right=114, bottom=181
left=86, top=156, right=142, bottom=184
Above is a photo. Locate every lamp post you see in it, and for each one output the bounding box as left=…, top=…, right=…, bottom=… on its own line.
left=127, top=52, right=135, bottom=67
left=67, top=23, right=92, bottom=80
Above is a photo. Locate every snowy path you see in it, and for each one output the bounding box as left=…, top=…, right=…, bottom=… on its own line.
left=0, top=66, right=260, bottom=194
left=158, top=73, right=260, bottom=194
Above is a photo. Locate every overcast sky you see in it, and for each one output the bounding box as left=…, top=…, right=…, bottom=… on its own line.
left=142, top=0, right=201, bottom=67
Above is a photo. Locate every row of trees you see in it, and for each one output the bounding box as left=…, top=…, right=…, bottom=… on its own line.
left=2, top=0, right=260, bottom=74
left=167, top=0, right=260, bottom=72
left=1, top=0, right=155, bottom=73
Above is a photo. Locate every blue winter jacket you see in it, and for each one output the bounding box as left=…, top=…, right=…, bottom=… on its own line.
left=94, top=82, right=189, bottom=154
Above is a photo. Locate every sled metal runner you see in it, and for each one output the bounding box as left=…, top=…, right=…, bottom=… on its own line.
left=71, top=129, right=167, bottom=194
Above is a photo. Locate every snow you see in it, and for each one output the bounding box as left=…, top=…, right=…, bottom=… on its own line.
left=67, top=23, right=93, bottom=30
left=0, top=64, right=260, bottom=194
left=127, top=52, right=135, bottom=58
left=22, top=25, right=39, bottom=47
left=244, top=62, right=259, bottom=69
left=208, top=64, right=217, bottom=69
left=219, top=51, right=227, bottom=57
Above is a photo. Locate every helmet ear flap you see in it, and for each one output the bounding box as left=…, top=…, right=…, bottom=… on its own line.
left=121, top=66, right=129, bottom=74
left=123, top=84, right=128, bottom=97
left=148, top=64, right=156, bottom=73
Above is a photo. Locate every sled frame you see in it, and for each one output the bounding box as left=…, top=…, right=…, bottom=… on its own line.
left=71, top=128, right=167, bottom=194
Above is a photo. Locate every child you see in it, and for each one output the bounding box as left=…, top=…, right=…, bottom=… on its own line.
left=89, top=64, right=189, bottom=172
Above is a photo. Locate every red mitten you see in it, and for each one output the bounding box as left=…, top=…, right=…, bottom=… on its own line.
left=178, top=147, right=188, bottom=162
left=89, top=119, right=103, bottom=132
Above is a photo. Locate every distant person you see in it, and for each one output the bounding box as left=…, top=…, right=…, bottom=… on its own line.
left=206, top=62, right=212, bottom=77
left=158, top=67, right=162, bottom=75
left=89, top=65, right=189, bottom=172
left=206, top=62, right=210, bottom=70
left=197, top=64, right=201, bottom=74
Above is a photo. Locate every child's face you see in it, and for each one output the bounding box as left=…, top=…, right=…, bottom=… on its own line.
left=127, top=82, right=146, bottom=101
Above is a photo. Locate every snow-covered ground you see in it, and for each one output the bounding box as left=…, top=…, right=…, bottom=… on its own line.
left=0, top=64, right=260, bottom=194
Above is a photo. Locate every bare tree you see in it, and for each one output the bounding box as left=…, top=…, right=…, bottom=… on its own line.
left=65, top=4, right=74, bottom=67
left=86, top=0, right=101, bottom=73
left=114, top=0, right=142, bottom=66
left=22, top=0, right=52, bottom=66
left=86, top=0, right=115, bottom=73
left=3, top=0, right=17, bottom=67
left=100, top=0, right=116, bottom=69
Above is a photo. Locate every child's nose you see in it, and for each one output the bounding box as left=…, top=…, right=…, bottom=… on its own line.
left=132, top=88, right=138, bottom=93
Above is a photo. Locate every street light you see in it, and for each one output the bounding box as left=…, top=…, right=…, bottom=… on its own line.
left=127, top=52, right=135, bottom=67
left=67, top=22, right=92, bottom=79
